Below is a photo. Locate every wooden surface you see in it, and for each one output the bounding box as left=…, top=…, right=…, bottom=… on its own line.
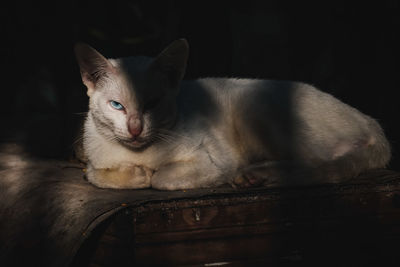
left=72, top=170, right=400, bottom=266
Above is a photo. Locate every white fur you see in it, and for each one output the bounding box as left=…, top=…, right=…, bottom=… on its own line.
left=83, top=77, right=390, bottom=190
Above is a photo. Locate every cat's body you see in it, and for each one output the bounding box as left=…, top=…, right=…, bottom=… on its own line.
left=75, top=40, right=391, bottom=190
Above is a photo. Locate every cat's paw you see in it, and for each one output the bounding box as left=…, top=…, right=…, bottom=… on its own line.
left=232, top=171, right=265, bottom=188
left=87, top=165, right=154, bottom=189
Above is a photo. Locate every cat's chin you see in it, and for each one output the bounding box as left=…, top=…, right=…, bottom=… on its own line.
left=118, top=138, right=154, bottom=151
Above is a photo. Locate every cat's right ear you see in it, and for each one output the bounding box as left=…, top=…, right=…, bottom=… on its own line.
left=74, top=43, right=115, bottom=97
left=149, top=39, right=189, bottom=92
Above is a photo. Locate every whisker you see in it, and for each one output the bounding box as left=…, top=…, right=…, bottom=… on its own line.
left=104, top=135, right=119, bottom=143
left=73, top=136, right=84, bottom=145
left=157, top=128, right=193, bottom=142
left=153, top=134, right=174, bottom=145
left=157, top=134, right=181, bottom=144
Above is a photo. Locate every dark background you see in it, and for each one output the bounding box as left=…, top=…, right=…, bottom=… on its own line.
left=2, top=0, right=399, bottom=170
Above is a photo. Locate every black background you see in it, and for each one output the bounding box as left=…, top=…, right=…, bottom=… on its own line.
left=2, top=0, right=399, bottom=170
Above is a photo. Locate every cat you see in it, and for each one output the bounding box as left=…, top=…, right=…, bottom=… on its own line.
left=74, top=39, right=391, bottom=190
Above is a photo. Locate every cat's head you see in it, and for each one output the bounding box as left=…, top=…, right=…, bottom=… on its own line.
left=74, top=39, right=189, bottom=150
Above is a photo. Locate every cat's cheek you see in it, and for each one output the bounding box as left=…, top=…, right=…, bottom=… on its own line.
left=151, top=101, right=176, bottom=122
left=102, top=110, right=129, bottom=138
left=141, top=114, right=152, bottom=136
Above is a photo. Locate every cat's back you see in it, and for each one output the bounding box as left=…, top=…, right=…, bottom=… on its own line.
left=179, top=77, right=297, bottom=114
left=182, top=77, right=292, bottom=95
left=179, top=77, right=376, bottom=126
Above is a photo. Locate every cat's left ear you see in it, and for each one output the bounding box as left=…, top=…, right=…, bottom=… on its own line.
left=149, top=39, right=189, bottom=91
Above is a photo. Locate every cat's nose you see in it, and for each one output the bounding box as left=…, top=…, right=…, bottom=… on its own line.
left=128, top=115, right=143, bottom=138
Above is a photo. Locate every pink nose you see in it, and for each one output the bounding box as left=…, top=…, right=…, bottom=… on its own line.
left=127, top=115, right=143, bottom=138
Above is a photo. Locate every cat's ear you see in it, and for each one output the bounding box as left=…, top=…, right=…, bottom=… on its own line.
left=74, top=43, right=115, bottom=97
left=149, top=39, right=189, bottom=91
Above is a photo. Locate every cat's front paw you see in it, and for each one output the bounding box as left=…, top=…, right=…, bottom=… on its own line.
left=87, top=165, right=154, bottom=189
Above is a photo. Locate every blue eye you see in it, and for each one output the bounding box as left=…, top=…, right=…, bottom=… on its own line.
left=110, top=100, right=124, bottom=110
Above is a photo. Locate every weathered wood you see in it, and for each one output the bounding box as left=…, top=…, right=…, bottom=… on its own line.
left=78, top=169, right=400, bottom=266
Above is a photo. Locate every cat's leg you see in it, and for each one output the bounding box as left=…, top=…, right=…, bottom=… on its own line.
left=152, top=159, right=312, bottom=190
left=233, top=161, right=316, bottom=188
left=151, top=159, right=225, bottom=190
left=233, top=155, right=373, bottom=188
left=86, top=163, right=153, bottom=189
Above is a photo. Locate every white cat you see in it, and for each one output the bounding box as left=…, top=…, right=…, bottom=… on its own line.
left=74, top=39, right=391, bottom=190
